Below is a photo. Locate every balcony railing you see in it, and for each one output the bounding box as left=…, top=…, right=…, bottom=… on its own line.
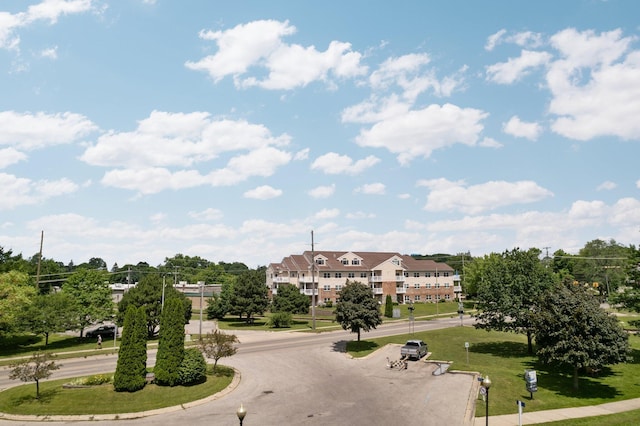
left=453, top=285, right=462, bottom=293
left=273, top=277, right=290, bottom=283
left=372, top=287, right=383, bottom=294
left=396, top=287, right=407, bottom=294
left=369, top=276, right=382, bottom=282
left=300, top=289, right=318, bottom=296
left=298, top=277, right=316, bottom=283
left=395, top=276, right=405, bottom=282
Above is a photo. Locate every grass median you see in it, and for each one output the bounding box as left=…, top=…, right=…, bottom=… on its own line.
left=0, top=366, right=234, bottom=416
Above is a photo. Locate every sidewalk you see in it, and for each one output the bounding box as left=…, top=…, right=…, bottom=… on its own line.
left=474, top=397, right=640, bottom=425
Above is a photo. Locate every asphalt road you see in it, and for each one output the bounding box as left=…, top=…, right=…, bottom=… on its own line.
left=0, top=317, right=478, bottom=426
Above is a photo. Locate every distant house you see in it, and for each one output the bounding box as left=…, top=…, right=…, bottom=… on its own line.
left=266, top=251, right=462, bottom=305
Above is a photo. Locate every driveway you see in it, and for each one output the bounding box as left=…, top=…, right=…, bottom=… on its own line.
left=1, top=321, right=478, bottom=425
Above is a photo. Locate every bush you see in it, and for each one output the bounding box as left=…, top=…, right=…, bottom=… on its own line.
left=268, top=312, right=292, bottom=328
left=178, top=348, right=207, bottom=386
left=114, top=306, right=147, bottom=392
left=155, top=298, right=186, bottom=387
left=384, top=295, right=393, bottom=318
left=324, top=301, right=333, bottom=308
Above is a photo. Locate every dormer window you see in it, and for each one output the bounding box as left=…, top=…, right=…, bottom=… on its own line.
left=316, top=258, right=325, bottom=265
left=341, top=259, right=349, bottom=265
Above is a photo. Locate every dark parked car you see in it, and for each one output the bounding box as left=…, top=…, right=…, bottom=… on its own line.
left=86, top=325, right=116, bottom=338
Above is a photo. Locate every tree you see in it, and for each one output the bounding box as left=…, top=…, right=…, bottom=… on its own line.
left=474, top=248, right=556, bottom=354
left=573, top=239, right=628, bottom=298
left=229, top=270, right=269, bottom=323
left=62, top=269, right=113, bottom=337
left=20, top=292, right=79, bottom=345
left=114, top=305, right=148, bottom=392
left=206, top=281, right=233, bottom=320
left=384, top=294, right=393, bottom=318
left=334, top=280, right=382, bottom=341
left=154, top=298, right=185, bottom=386
left=533, top=283, right=630, bottom=390
left=117, top=274, right=191, bottom=338
left=271, top=283, right=309, bottom=314
left=198, top=329, right=239, bottom=372
left=0, top=271, right=36, bottom=337
left=9, top=351, right=60, bottom=399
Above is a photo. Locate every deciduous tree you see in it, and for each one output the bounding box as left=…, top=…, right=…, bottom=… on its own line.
left=62, top=269, right=113, bottom=337
left=20, top=292, right=79, bottom=345
left=334, top=280, right=382, bottom=341
left=271, top=283, right=309, bottom=314
left=9, top=351, right=60, bottom=399
left=0, top=271, right=36, bottom=337
left=198, top=329, right=239, bottom=372
left=533, top=283, right=630, bottom=390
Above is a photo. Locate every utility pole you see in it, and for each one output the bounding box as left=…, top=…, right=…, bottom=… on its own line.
left=36, top=231, right=43, bottom=290
left=311, top=230, right=316, bottom=331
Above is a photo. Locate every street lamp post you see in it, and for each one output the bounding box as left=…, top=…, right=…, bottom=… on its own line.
left=236, top=403, right=247, bottom=425
left=482, top=375, right=492, bottom=426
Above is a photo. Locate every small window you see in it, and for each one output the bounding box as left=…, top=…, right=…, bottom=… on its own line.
left=323, top=298, right=331, bottom=303
left=426, top=283, right=431, bottom=289
left=352, top=259, right=360, bottom=265
left=323, top=272, right=331, bottom=279
left=444, top=272, right=450, bottom=277
left=444, top=282, right=450, bottom=288
left=413, top=272, right=420, bottom=278
left=414, top=283, right=420, bottom=289
left=392, top=259, right=400, bottom=265
left=341, top=259, right=349, bottom=265
left=404, top=295, right=410, bottom=302
left=348, top=272, right=355, bottom=278
left=414, top=295, right=421, bottom=301
left=404, top=272, right=409, bottom=277
left=445, top=294, right=451, bottom=300
left=425, top=272, right=431, bottom=277
left=426, top=295, right=432, bottom=301
left=316, top=258, right=325, bottom=265
left=435, top=283, right=441, bottom=289
left=336, top=285, right=343, bottom=291
left=323, top=284, right=330, bottom=291
left=360, top=272, right=367, bottom=278
left=335, top=272, right=342, bottom=278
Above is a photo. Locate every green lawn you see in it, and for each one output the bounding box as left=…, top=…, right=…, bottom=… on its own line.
left=347, top=326, right=640, bottom=417
left=0, top=366, right=234, bottom=416
left=537, top=408, right=640, bottom=425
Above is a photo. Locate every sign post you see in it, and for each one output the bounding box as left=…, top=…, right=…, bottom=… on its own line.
left=524, top=369, right=538, bottom=399
left=465, top=341, right=469, bottom=365
left=517, top=400, right=525, bottom=426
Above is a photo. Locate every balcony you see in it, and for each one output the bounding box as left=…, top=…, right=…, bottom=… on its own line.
left=395, top=275, right=405, bottom=282
left=273, top=277, right=290, bottom=283
left=372, top=287, right=383, bottom=295
left=369, top=276, right=382, bottom=283
left=300, top=289, right=318, bottom=296
left=396, top=286, right=407, bottom=294
left=453, top=285, right=462, bottom=293
left=298, top=276, right=316, bottom=283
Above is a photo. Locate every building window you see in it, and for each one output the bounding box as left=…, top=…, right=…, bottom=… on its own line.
left=316, top=258, right=324, bottom=265
left=444, top=272, right=450, bottom=277
left=323, top=284, right=330, bottom=291
left=436, top=272, right=440, bottom=277
left=336, top=285, right=343, bottom=291
left=404, top=295, right=410, bottom=302
left=445, top=294, right=451, bottom=300
left=426, top=283, right=431, bottom=289
left=323, top=298, right=331, bottom=303
left=436, top=294, right=441, bottom=300
left=352, top=259, right=360, bottom=265
left=323, top=272, right=331, bottom=279
left=444, top=282, right=450, bottom=288
left=360, top=272, right=367, bottom=278
left=414, top=283, right=420, bottom=289
left=348, top=272, right=355, bottom=278
left=335, top=272, right=342, bottom=278
left=425, top=272, right=431, bottom=277
left=435, top=283, right=440, bottom=289
left=341, top=259, right=349, bottom=265
left=426, top=295, right=432, bottom=301
left=392, top=259, right=400, bottom=265
left=414, top=295, right=421, bottom=301
left=413, top=272, right=420, bottom=278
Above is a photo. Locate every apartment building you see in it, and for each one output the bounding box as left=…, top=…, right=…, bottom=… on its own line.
left=266, top=251, right=462, bottom=305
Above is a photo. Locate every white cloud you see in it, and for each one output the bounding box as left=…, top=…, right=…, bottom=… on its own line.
left=188, top=208, right=224, bottom=221
left=0, top=147, right=27, bottom=168
left=0, top=0, right=96, bottom=50
left=0, top=111, right=97, bottom=150
left=0, top=173, right=78, bottom=210
left=185, top=19, right=367, bottom=90
left=355, top=182, right=385, bottom=195
left=354, top=103, right=487, bottom=165
left=547, top=28, right=640, bottom=140
left=485, top=29, right=507, bottom=51
left=310, top=152, right=380, bottom=175
left=418, top=178, right=553, bottom=214
left=40, top=46, right=58, bottom=59
left=502, top=116, right=543, bottom=140
left=346, top=211, right=376, bottom=219
left=485, top=29, right=544, bottom=52
left=243, top=185, right=283, bottom=200
left=486, top=50, right=551, bottom=84
left=596, top=181, right=617, bottom=191
left=308, top=184, right=335, bottom=199
left=478, top=137, right=503, bottom=148
left=315, top=208, right=340, bottom=219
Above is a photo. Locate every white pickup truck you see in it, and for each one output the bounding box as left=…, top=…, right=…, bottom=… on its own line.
left=400, top=339, right=428, bottom=360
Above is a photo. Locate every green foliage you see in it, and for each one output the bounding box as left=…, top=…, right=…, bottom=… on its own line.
left=229, top=270, right=269, bottom=322
left=178, top=348, right=207, bottom=385
left=533, top=283, right=631, bottom=390
left=334, top=280, right=382, bottom=341
left=384, top=294, right=393, bottom=318
left=154, top=298, right=185, bottom=386
left=198, top=329, right=239, bottom=371
left=114, top=306, right=148, bottom=392
left=268, top=312, right=293, bottom=328
left=19, top=292, right=79, bottom=345
left=474, top=248, right=557, bottom=353
left=117, top=274, right=191, bottom=338
left=271, top=283, right=309, bottom=314
left=8, top=351, right=60, bottom=399
left=206, top=285, right=231, bottom=320
left=61, top=269, right=113, bottom=336
left=69, top=374, right=113, bottom=386
left=0, top=271, right=36, bottom=336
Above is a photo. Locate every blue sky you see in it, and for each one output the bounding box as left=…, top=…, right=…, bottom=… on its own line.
left=1, top=0, right=639, bottom=269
